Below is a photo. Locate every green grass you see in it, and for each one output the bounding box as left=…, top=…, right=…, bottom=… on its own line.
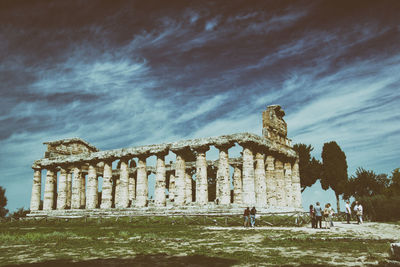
left=0, top=217, right=393, bottom=266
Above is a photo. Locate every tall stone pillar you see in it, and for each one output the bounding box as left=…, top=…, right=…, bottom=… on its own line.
left=57, top=167, right=68, bottom=210
left=171, top=147, right=192, bottom=206
left=265, top=155, right=277, bottom=207
left=80, top=171, right=86, bottom=209
left=115, top=177, right=120, bottom=207
left=86, top=163, right=98, bottom=209
left=255, top=151, right=267, bottom=207
left=117, top=158, right=129, bottom=208
left=30, top=167, right=42, bottom=211
left=43, top=168, right=56, bottom=210
left=71, top=166, right=82, bottom=209
left=66, top=170, right=72, bottom=208
left=241, top=144, right=256, bottom=206
left=194, top=145, right=209, bottom=205
left=274, top=159, right=285, bottom=207
left=168, top=171, right=175, bottom=202
left=292, top=160, right=302, bottom=208
left=216, top=144, right=232, bottom=205
left=232, top=164, right=243, bottom=204
left=284, top=162, right=293, bottom=207
left=185, top=170, right=192, bottom=203
left=101, top=161, right=113, bottom=209
left=154, top=152, right=167, bottom=206
left=128, top=160, right=136, bottom=205
left=135, top=155, right=148, bottom=207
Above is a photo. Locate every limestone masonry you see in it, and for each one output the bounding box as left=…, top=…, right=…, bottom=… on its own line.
left=29, top=105, right=302, bottom=217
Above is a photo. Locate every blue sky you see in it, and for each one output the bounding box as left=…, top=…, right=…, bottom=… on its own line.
left=1, top=0, right=399, bottom=212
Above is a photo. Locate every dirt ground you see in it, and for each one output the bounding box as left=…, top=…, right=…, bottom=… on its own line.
left=207, top=221, right=400, bottom=241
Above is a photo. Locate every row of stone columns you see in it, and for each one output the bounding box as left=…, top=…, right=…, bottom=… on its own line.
left=30, top=145, right=301, bottom=211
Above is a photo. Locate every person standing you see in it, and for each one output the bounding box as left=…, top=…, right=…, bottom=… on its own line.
left=357, top=202, right=363, bottom=224
left=314, top=202, right=323, bottom=229
left=309, top=204, right=316, bottom=228
left=328, top=203, right=334, bottom=227
left=345, top=200, right=351, bottom=224
left=243, top=207, right=250, bottom=227
left=250, top=207, right=257, bottom=228
left=323, top=203, right=331, bottom=229
left=354, top=201, right=360, bottom=224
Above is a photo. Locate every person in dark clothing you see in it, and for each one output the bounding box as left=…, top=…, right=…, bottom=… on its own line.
left=250, top=207, right=257, bottom=227
left=243, top=207, right=250, bottom=227
left=314, top=202, right=323, bottom=228
left=309, top=204, right=316, bottom=228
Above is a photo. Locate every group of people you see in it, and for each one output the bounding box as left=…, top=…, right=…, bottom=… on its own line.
left=309, top=200, right=364, bottom=229
left=243, top=207, right=257, bottom=227
left=345, top=200, right=363, bottom=224
left=309, top=202, right=334, bottom=229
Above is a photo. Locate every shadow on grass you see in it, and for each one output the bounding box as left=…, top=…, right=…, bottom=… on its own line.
left=3, top=253, right=238, bottom=267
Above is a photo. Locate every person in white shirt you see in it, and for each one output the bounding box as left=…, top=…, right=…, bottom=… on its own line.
left=357, top=203, right=363, bottom=224
left=345, top=200, right=351, bottom=224
left=353, top=201, right=360, bottom=224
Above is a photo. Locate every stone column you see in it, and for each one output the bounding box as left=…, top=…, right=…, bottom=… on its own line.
left=30, top=167, right=42, bottom=211
left=215, top=144, right=232, bottom=205
left=185, top=170, right=192, bottom=204
left=284, top=162, right=293, bottom=207
left=232, top=164, right=242, bottom=204
left=29, top=167, right=41, bottom=211
left=274, top=159, right=285, bottom=207
left=172, top=148, right=190, bottom=206
left=255, top=151, right=267, bottom=207
left=241, top=144, right=256, bottom=206
left=168, top=172, right=176, bottom=202
left=71, top=166, right=82, bottom=209
left=80, top=172, right=86, bottom=209
left=194, top=146, right=209, bottom=205
left=43, top=168, right=56, bottom=210
left=154, top=152, right=167, bottom=206
left=292, top=160, right=302, bottom=208
left=66, top=170, right=72, bottom=208
left=115, top=177, right=120, bottom=207
left=101, top=161, right=113, bottom=209
left=135, top=155, right=148, bottom=207
left=57, top=167, right=68, bottom=210
left=86, top=163, right=98, bottom=209
left=265, top=155, right=277, bottom=207
left=129, top=160, right=136, bottom=205
left=117, top=158, right=129, bottom=208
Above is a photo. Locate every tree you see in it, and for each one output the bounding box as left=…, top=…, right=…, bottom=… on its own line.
left=321, top=141, right=348, bottom=212
left=9, top=207, right=29, bottom=220
left=345, top=167, right=389, bottom=199
left=387, top=168, right=400, bottom=196
left=0, top=186, right=8, bottom=218
left=293, top=143, right=322, bottom=192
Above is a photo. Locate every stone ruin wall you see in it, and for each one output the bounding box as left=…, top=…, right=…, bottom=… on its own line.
left=28, top=105, right=302, bottom=216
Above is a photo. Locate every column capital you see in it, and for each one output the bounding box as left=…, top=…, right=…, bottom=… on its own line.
left=32, top=164, right=42, bottom=170
left=214, top=141, right=234, bottom=151
left=238, top=140, right=258, bottom=149
left=192, top=144, right=210, bottom=154
left=171, top=146, right=194, bottom=160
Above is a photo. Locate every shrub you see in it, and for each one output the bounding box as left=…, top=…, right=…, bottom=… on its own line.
left=358, top=195, right=400, bottom=221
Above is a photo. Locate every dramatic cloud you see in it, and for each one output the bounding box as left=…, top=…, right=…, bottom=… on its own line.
left=1, top=0, right=399, bottom=211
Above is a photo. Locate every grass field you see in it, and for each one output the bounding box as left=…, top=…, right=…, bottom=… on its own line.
left=0, top=217, right=398, bottom=266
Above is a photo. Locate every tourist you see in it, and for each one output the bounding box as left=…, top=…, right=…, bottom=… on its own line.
left=314, top=202, right=323, bottom=228
left=309, top=204, right=316, bottom=228
left=250, top=206, right=257, bottom=228
left=328, top=203, right=334, bottom=227
left=243, top=207, right=250, bottom=227
left=354, top=201, right=360, bottom=224
left=356, top=202, right=363, bottom=224
left=345, top=200, right=351, bottom=224
left=323, top=203, right=331, bottom=229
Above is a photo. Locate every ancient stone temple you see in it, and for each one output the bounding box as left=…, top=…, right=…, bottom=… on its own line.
left=28, top=105, right=302, bottom=217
